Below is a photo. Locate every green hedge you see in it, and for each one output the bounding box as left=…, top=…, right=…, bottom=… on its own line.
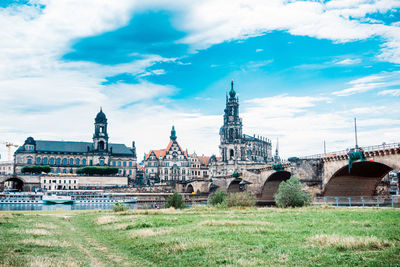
left=76, top=166, right=119, bottom=175
left=21, top=165, right=51, bottom=174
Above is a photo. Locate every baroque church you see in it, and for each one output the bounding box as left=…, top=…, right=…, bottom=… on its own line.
left=14, top=109, right=137, bottom=177
left=210, top=81, right=273, bottom=176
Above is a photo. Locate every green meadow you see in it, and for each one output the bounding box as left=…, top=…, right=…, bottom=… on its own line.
left=0, top=207, right=399, bottom=266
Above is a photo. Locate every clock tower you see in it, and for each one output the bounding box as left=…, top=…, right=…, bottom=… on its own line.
left=219, top=81, right=244, bottom=162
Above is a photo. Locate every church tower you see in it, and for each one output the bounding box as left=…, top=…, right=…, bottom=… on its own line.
left=219, top=81, right=244, bottom=162
left=93, top=107, right=109, bottom=151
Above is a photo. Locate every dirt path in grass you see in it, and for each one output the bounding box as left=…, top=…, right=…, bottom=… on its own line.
left=56, top=215, right=127, bottom=266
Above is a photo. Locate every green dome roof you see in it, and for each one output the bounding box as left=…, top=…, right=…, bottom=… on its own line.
left=95, top=108, right=107, bottom=123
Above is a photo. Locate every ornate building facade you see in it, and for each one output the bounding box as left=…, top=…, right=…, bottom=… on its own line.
left=14, top=109, right=137, bottom=178
left=211, top=81, right=273, bottom=176
left=144, top=126, right=191, bottom=183
left=189, top=152, right=210, bottom=180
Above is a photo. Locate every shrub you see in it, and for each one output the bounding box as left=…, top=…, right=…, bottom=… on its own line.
left=76, top=166, right=119, bottom=175
left=274, top=175, right=312, bottom=208
left=227, top=192, right=256, bottom=207
left=113, top=202, right=128, bottom=212
left=165, top=192, right=186, bottom=209
left=209, top=190, right=227, bottom=206
left=21, top=165, right=51, bottom=174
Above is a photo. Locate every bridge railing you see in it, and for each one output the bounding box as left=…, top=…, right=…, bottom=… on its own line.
left=313, top=195, right=400, bottom=208
left=300, top=142, right=400, bottom=160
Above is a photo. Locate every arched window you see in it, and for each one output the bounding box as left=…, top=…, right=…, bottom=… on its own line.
left=118, top=161, right=121, bottom=167
left=99, top=159, right=104, bottom=166
left=112, top=161, right=116, bottom=166
left=27, top=158, right=32, bottom=164
left=50, top=158, right=55, bottom=165
left=36, top=157, right=41, bottom=164
left=76, top=158, right=80, bottom=166
left=129, top=161, right=132, bottom=167
left=56, top=168, right=60, bottom=173
left=99, top=141, right=105, bottom=150
left=229, top=128, right=234, bottom=141
left=82, top=159, right=86, bottom=165
left=123, top=161, right=126, bottom=167
left=43, top=157, right=48, bottom=165
left=69, top=158, right=74, bottom=165
left=62, top=158, right=67, bottom=165
left=63, top=169, right=67, bottom=173
left=56, top=158, right=61, bottom=165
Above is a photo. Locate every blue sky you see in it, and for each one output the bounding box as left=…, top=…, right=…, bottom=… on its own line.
left=0, top=0, right=399, bottom=160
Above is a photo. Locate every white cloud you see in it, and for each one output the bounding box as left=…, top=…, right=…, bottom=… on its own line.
left=332, top=71, right=400, bottom=96
left=335, top=58, right=362, bottom=65
left=378, top=89, right=400, bottom=96
left=174, top=0, right=400, bottom=63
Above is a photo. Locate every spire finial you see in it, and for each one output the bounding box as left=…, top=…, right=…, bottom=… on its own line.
left=170, top=125, right=177, bottom=141
left=229, top=80, right=236, bottom=98
left=100, top=106, right=102, bottom=111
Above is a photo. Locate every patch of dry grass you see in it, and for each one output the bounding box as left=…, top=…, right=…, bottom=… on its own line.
left=130, top=228, right=173, bottom=238
left=199, top=220, right=271, bottom=226
left=20, top=239, right=71, bottom=248
left=34, top=223, right=58, bottom=229
left=93, top=215, right=118, bottom=225
left=0, top=213, right=13, bottom=219
left=309, top=234, right=393, bottom=250
left=25, top=229, right=52, bottom=236
left=28, top=256, right=79, bottom=267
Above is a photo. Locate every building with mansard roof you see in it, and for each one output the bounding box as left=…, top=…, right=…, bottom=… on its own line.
left=210, top=81, right=273, bottom=176
left=144, top=126, right=190, bottom=184
left=14, top=109, right=137, bottom=178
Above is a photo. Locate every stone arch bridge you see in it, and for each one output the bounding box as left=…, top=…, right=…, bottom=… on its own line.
left=184, top=143, right=400, bottom=202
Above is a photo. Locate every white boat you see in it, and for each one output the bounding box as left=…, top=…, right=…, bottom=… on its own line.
left=0, top=192, right=43, bottom=204
left=74, top=197, right=137, bottom=204
left=43, top=194, right=74, bottom=204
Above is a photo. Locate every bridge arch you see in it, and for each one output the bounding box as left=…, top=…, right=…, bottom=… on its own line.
left=3, top=177, right=24, bottom=191
left=185, top=184, right=194, bottom=193
left=323, top=161, right=394, bottom=196
left=227, top=179, right=242, bottom=193
left=259, top=171, right=291, bottom=202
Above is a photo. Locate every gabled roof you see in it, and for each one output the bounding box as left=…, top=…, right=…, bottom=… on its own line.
left=144, top=140, right=188, bottom=161
left=197, top=156, right=210, bottom=166
left=145, top=149, right=167, bottom=160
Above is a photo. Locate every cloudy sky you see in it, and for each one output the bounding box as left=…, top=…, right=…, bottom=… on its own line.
left=0, top=0, right=399, bottom=161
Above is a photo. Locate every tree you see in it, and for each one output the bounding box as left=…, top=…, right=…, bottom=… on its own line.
left=209, top=190, right=227, bottom=206
left=21, top=165, right=51, bottom=174
left=274, top=175, right=312, bottom=208
left=165, top=192, right=186, bottom=209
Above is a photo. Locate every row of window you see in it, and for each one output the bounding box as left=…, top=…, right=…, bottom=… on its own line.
left=192, top=170, right=207, bottom=176
left=28, top=157, right=134, bottom=167
left=147, top=162, right=189, bottom=167
left=31, top=157, right=88, bottom=166
left=42, top=179, right=77, bottom=184
left=145, top=168, right=187, bottom=175
left=112, top=161, right=133, bottom=167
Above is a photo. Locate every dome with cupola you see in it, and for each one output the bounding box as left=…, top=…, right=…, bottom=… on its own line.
left=95, top=107, right=107, bottom=123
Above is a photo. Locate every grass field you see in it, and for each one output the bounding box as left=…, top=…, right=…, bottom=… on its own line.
left=0, top=207, right=399, bottom=266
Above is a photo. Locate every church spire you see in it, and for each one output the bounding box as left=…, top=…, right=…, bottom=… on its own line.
left=229, top=80, right=236, bottom=98
left=170, top=125, right=177, bottom=141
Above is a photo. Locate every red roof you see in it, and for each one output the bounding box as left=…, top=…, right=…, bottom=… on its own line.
left=198, top=156, right=210, bottom=166
left=145, top=140, right=188, bottom=160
